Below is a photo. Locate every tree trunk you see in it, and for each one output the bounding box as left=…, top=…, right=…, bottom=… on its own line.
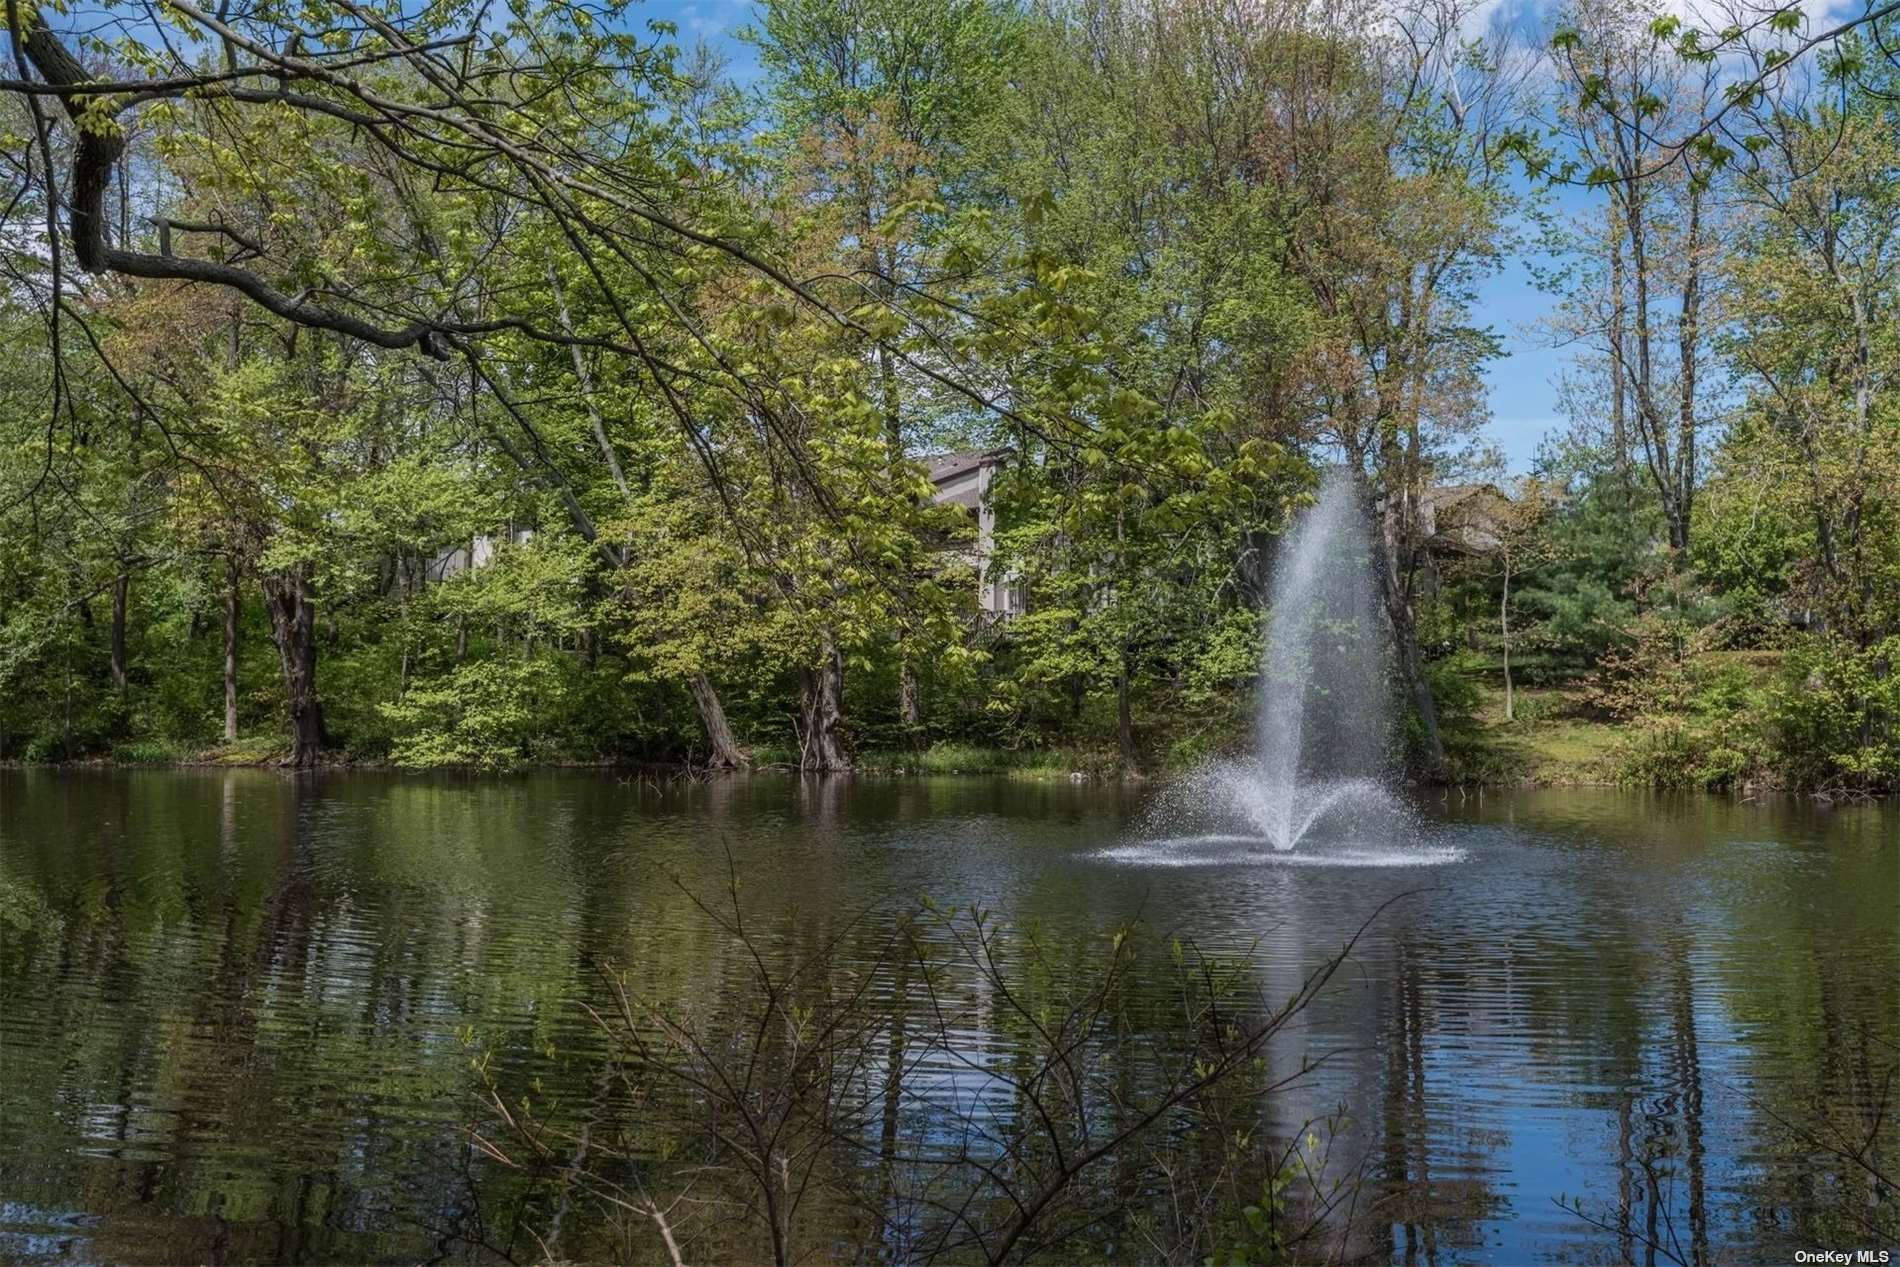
left=690, top=672, right=748, bottom=770
left=110, top=570, right=129, bottom=691
left=1672, top=183, right=1702, bottom=556
left=1116, top=655, right=1135, bottom=773
left=1620, top=175, right=1699, bottom=555
left=1609, top=223, right=1630, bottom=486
left=262, top=566, right=326, bottom=767
left=798, top=632, right=850, bottom=773
left=223, top=558, right=240, bottom=742
left=873, top=248, right=918, bottom=743
left=1500, top=552, right=1513, bottom=724
left=898, top=655, right=923, bottom=746
left=548, top=261, right=633, bottom=500
left=1371, top=484, right=1445, bottom=772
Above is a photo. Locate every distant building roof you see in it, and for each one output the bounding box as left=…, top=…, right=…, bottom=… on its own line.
left=1421, top=482, right=1505, bottom=509
left=925, top=449, right=1006, bottom=484
left=1419, top=483, right=1511, bottom=555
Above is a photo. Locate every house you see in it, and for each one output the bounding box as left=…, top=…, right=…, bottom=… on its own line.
left=1373, top=481, right=1518, bottom=603
left=424, top=524, right=536, bottom=583
left=925, top=449, right=1024, bottom=619
left=1395, top=483, right=1539, bottom=648
left=1415, top=483, right=1514, bottom=558
left=421, top=461, right=1026, bottom=616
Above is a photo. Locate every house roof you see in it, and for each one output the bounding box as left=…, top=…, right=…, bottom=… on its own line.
left=925, top=449, right=1006, bottom=484
left=1420, top=482, right=1507, bottom=509
left=1419, top=483, right=1512, bottom=555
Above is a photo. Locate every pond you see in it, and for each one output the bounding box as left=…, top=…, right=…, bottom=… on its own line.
left=1, top=770, right=1894, bottom=1264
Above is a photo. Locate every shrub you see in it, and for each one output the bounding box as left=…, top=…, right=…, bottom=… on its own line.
left=1611, top=713, right=1761, bottom=791
left=380, top=658, right=570, bottom=769
left=20, top=734, right=66, bottom=764
left=852, top=743, right=1095, bottom=777
left=1507, top=692, right=1562, bottom=728
left=1582, top=614, right=1693, bottom=719
left=1612, top=718, right=1708, bottom=789
left=1162, top=723, right=1248, bottom=773
left=111, top=737, right=188, bottom=764
left=747, top=742, right=798, bottom=768
left=913, top=743, right=1006, bottom=774
left=1427, top=650, right=1487, bottom=728
left=1689, top=661, right=1758, bottom=717
left=211, top=735, right=291, bottom=765
left=1760, top=637, right=1900, bottom=793
left=1411, top=650, right=1484, bottom=760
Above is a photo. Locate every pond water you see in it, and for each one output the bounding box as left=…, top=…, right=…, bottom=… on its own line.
left=0, top=770, right=1894, bottom=1264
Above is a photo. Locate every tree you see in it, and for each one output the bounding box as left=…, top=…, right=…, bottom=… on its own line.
left=1540, top=0, right=1900, bottom=189
left=957, top=0, right=1320, bottom=768
left=1717, top=62, right=1900, bottom=646
left=1490, top=481, right=1556, bottom=721
left=1545, top=0, right=1730, bottom=555
left=1515, top=430, right=1665, bottom=674
left=750, top=0, right=1027, bottom=742
left=1258, top=0, right=1518, bottom=770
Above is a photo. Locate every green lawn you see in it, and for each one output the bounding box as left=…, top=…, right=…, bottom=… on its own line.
left=1449, top=684, right=1621, bottom=785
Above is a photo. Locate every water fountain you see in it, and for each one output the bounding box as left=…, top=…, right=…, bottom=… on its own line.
left=1229, top=467, right=1397, bottom=850
left=1123, top=469, right=1415, bottom=861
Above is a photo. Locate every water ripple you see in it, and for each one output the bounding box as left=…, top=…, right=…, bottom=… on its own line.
left=1092, top=833, right=1468, bottom=868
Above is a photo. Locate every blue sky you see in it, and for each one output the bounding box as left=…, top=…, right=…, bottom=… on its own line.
left=1478, top=256, right=1567, bottom=474
left=1478, top=187, right=1595, bottom=474
left=645, top=0, right=1585, bottom=475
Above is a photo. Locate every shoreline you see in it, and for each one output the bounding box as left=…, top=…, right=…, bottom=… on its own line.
left=5, top=678, right=1881, bottom=799
left=4, top=750, right=1881, bottom=800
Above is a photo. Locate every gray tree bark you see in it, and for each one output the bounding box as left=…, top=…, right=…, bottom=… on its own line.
left=798, top=631, right=850, bottom=772
left=109, top=570, right=129, bottom=691
left=262, top=566, right=326, bottom=766
left=224, top=558, right=241, bottom=741
left=691, top=672, right=748, bottom=769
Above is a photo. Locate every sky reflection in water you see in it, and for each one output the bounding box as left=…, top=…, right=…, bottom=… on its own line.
left=0, top=770, right=1894, bottom=1264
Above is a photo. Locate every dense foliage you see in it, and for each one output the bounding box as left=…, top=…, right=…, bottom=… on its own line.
left=1, top=0, right=1894, bottom=791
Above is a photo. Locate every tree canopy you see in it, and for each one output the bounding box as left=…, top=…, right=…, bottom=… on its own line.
left=2, top=0, right=1894, bottom=792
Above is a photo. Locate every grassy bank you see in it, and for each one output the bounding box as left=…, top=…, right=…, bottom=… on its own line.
left=19, top=646, right=1892, bottom=797
left=1436, top=645, right=1896, bottom=795
left=0, top=708, right=1713, bottom=789
left=754, top=742, right=1124, bottom=780
left=1442, top=684, right=1622, bottom=786
left=19, top=737, right=1130, bottom=780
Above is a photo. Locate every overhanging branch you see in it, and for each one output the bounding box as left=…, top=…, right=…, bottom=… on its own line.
left=15, top=7, right=454, bottom=359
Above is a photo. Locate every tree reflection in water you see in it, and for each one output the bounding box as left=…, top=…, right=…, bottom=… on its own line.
left=0, top=773, right=1893, bottom=1264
